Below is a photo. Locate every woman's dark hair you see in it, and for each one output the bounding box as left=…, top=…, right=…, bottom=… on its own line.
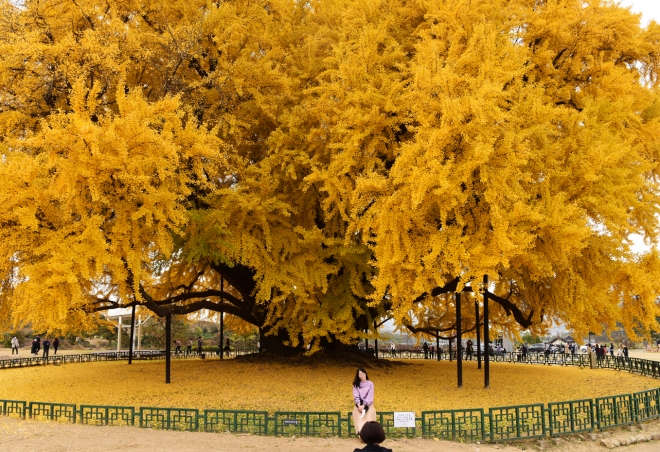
left=353, top=367, right=369, bottom=388
left=359, top=421, right=386, bottom=444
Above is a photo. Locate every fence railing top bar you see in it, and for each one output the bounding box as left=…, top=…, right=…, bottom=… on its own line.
left=139, top=406, right=200, bottom=411
left=595, top=393, right=633, bottom=401
left=204, top=409, right=269, bottom=414
left=548, top=398, right=593, bottom=405
left=633, top=388, right=660, bottom=395
left=29, top=401, right=77, bottom=406
left=422, top=408, right=485, bottom=414
left=79, top=404, right=135, bottom=409
left=489, top=403, right=544, bottom=410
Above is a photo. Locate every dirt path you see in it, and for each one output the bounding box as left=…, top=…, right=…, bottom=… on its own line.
left=2, top=417, right=660, bottom=452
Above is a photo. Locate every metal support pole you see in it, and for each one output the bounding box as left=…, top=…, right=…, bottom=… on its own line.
left=166, top=314, right=171, bottom=384
left=449, top=337, right=453, bottom=362
left=128, top=305, right=136, bottom=365
left=137, top=318, right=142, bottom=354
left=374, top=321, right=378, bottom=359
left=220, top=277, right=224, bottom=360
left=456, top=292, right=463, bottom=388
left=220, top=313, right=224, bottom=359
left=484, top=274, right=490, bottom=389
left=476, top=300, right=481, bottom=369
left=117, top=315, right=122, bottom=354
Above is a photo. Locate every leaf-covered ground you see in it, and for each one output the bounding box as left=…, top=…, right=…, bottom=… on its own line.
left=1, top=359, right=656, bottom=414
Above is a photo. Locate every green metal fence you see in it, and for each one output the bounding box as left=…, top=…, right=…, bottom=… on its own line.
left=274, top=411, right=341, bottom=437
left=204, top=409, right=269, bottom=434
left=80, top=405, right=135, bottom=426
left=422, top=408, right=486, bottom=441
left=595, top=394, right=635, bottom=430
left=139, top=407, right=199, bottom=431
left=547, top=399, right=593, bottom=436
left=2, top=389, right=660, bottom=442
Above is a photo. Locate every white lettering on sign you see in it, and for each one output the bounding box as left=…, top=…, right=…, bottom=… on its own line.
left=393, top=412, right=416, bottom=428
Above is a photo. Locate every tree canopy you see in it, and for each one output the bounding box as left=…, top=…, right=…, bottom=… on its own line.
left=1, top=0, right=659, bottom=349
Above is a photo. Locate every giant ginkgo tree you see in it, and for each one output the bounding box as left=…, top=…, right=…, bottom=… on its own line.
left=1, top=0, right=659, bottom=353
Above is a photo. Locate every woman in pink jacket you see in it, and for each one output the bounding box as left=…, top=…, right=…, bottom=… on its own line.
left=352, top=367, right=377, bottom=435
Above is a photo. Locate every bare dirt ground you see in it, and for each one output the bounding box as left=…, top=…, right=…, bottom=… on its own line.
left=1, top=416, right=660, bottom=452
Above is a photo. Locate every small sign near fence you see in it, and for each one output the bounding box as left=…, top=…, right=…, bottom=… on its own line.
left=393, top=412, right=416, bottom=428
left=283, top=419, right=299, bottom=425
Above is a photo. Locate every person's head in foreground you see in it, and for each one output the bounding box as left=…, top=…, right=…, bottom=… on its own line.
left=359, top=421, right=385, bottom=444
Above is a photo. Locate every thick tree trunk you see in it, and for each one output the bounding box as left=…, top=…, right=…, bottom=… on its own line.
left=259, top=326, right=305, bottom=356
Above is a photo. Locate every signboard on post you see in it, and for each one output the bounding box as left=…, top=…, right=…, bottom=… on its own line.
left=393, top=412, right=416, bottom=428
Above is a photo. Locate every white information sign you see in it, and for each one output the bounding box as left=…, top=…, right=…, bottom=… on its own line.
left=393, top=411, right=416, bottom=428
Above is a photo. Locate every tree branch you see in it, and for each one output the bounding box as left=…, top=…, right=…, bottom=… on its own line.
left=486, top=291, right=535, bottom=328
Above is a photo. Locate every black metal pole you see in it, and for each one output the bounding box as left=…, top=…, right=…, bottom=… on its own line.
left=220, top=277, right=224, bottom=360
left=374, top=321, right=379, bottom=359
left=436, top=334, right=440, bottom=361
left=449, top=337, right=453, bottom=362
left=476, top=299, right=481, bottom=369
left=456, top=292, right=463, bottom=388
left=128, top=305, right=136, bottom=365
left=484, top=274, right=490, bottom=389
left=166, top=314, right=171, bottom=384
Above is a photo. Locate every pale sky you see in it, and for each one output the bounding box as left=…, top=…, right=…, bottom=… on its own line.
left=621, top=0, right=660, bottom=25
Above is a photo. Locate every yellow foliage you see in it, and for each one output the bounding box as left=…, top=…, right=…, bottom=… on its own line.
left=0, top=0, right=659, bottom=345
left=0, top=360, right=656, bottom=414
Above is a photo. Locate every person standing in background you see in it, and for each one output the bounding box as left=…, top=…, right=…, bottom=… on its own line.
left=11, top=336, right=19, bottom=355
left=42, top=338, right=51, bottom=358
left=53, top=337, right=59, bottom=355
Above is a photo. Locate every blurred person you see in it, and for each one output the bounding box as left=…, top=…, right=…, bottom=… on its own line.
left=30, top=338, right=41, bottom=356
left=52, top=337, right=59, bottom=355
left=354, top=421, right=392, bottom=451
left=42, top=338, right=50, bottom=358
left=352, top=368, right=376, bottom=435
left=11, top=336, right=19, bottom=355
